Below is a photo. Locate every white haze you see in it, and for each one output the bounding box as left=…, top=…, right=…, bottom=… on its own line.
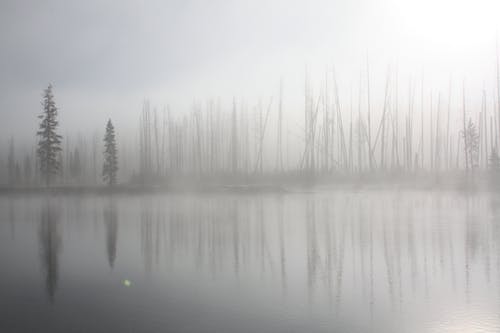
left=1, top=0, right=500, bottom=146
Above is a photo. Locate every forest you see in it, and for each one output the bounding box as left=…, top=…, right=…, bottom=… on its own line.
left=2, top=63, right=500, bottom=190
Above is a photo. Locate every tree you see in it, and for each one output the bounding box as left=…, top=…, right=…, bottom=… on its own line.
left=70, top=148, right=82, bottom=182
left=461, top=118, right=479, bottom=170
left=37, top=84, right=62, bottom=186
left=15, top=163, right=21, bottom=184
left=23, top=155, right=32, bottom=185
left=489, top=147, right=500, bottom=171
left=7, top=137, right=15, bottom=186
left=103, top=119, right=118, bottom=186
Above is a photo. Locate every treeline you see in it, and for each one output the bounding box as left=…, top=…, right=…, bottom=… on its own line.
left=1, top=85, right=118, bottom=187
left=130, top=72, right=500, bottom=182
left=3, top=64, right=500, bottom=188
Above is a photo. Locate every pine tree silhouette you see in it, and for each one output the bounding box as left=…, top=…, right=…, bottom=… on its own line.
left=103, top=119, right=118, bottom=186
left=37, top=84, right=62, bottom=187
left=489, top=147, right=500, bottom=170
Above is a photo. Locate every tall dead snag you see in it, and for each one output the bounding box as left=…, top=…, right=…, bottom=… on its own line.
left=420, top=74, right=424, bottom=170
left=275, top=79, right=284, bottom=173
left=230, top=98, right=238, bottom=175
left=430, top=93, right=434, bottom=170
left=323, top=71, right=329, bottom=173
left=366, top=57, right=373, bottom=172
left=445, top=79, right=452, bottom=170
left=254, top=98, right=273, bottom=175
left=496, top=40, right=500, bottom=155
left=332, top=68, right=348, bottom=171
left=462, top=82, right=469, bottom=171
left=370, top=68, right=391, bottom=172
left=435, top=93, right=442, bottom=171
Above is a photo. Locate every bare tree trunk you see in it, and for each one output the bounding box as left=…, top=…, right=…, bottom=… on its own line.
left=463, top=82, right=469, bottom=171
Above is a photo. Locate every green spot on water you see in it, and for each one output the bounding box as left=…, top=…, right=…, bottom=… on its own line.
left=123, top=279, right=131, bottom=287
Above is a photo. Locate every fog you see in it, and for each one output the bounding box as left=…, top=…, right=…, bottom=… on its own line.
left=2, top=191, right=500, bottom=332
left=2, top=0, right=500, bottom=138
left=3, top=0, right=500, bottom=187
left=3, top=1, right=500, bottom=332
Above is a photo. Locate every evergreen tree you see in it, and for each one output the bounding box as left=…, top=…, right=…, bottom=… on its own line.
left=461, top=118, right=479, bottom=170
left=57, top=152, right=64, bottom=183
left=70, top=148, right=82, bottom=182
left=7, top=137, right=15, bottom=186
left=103, top=119, right=118, bottom=186
left=15, top=163, right=21, bottom=184
left=37, top=85, right=62, bottom=186
left=23, top=155, right=32, bottom=185
left=489, top=147, right=500, bottom=170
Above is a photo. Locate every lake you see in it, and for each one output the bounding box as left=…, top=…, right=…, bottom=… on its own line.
left=1, top=189, right=500, bottom=332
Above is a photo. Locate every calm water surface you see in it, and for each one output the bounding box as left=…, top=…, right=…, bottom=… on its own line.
left=1, top=190, right=500, bottom=332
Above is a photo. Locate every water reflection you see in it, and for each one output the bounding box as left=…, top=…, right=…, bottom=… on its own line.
left=132, top=194, right=500, bottom=304
left=17, top=191, right=500, bottom=331
left=277, top=196, right=286, bottom=294
left=159, top=194, right=497, bottom=324
left=38, top=200, right=62, bottom=303
left=103, top=199, right=118, bottom=268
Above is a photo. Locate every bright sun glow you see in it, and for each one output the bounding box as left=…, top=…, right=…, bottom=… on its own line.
left=392, top=0, right=500, bottom=51
left=378, top=0, right=500, bottom=86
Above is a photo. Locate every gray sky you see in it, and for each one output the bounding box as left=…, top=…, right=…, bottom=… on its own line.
left=1, top=0, right=500, bottom=143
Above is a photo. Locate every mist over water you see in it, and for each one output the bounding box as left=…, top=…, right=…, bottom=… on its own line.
left=4, top=1, right=500, bottom=332
left=1, top=190, right=499, bottom=332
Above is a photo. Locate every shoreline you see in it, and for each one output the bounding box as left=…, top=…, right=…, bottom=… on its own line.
left=1, top=172, right=499, bottom=196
